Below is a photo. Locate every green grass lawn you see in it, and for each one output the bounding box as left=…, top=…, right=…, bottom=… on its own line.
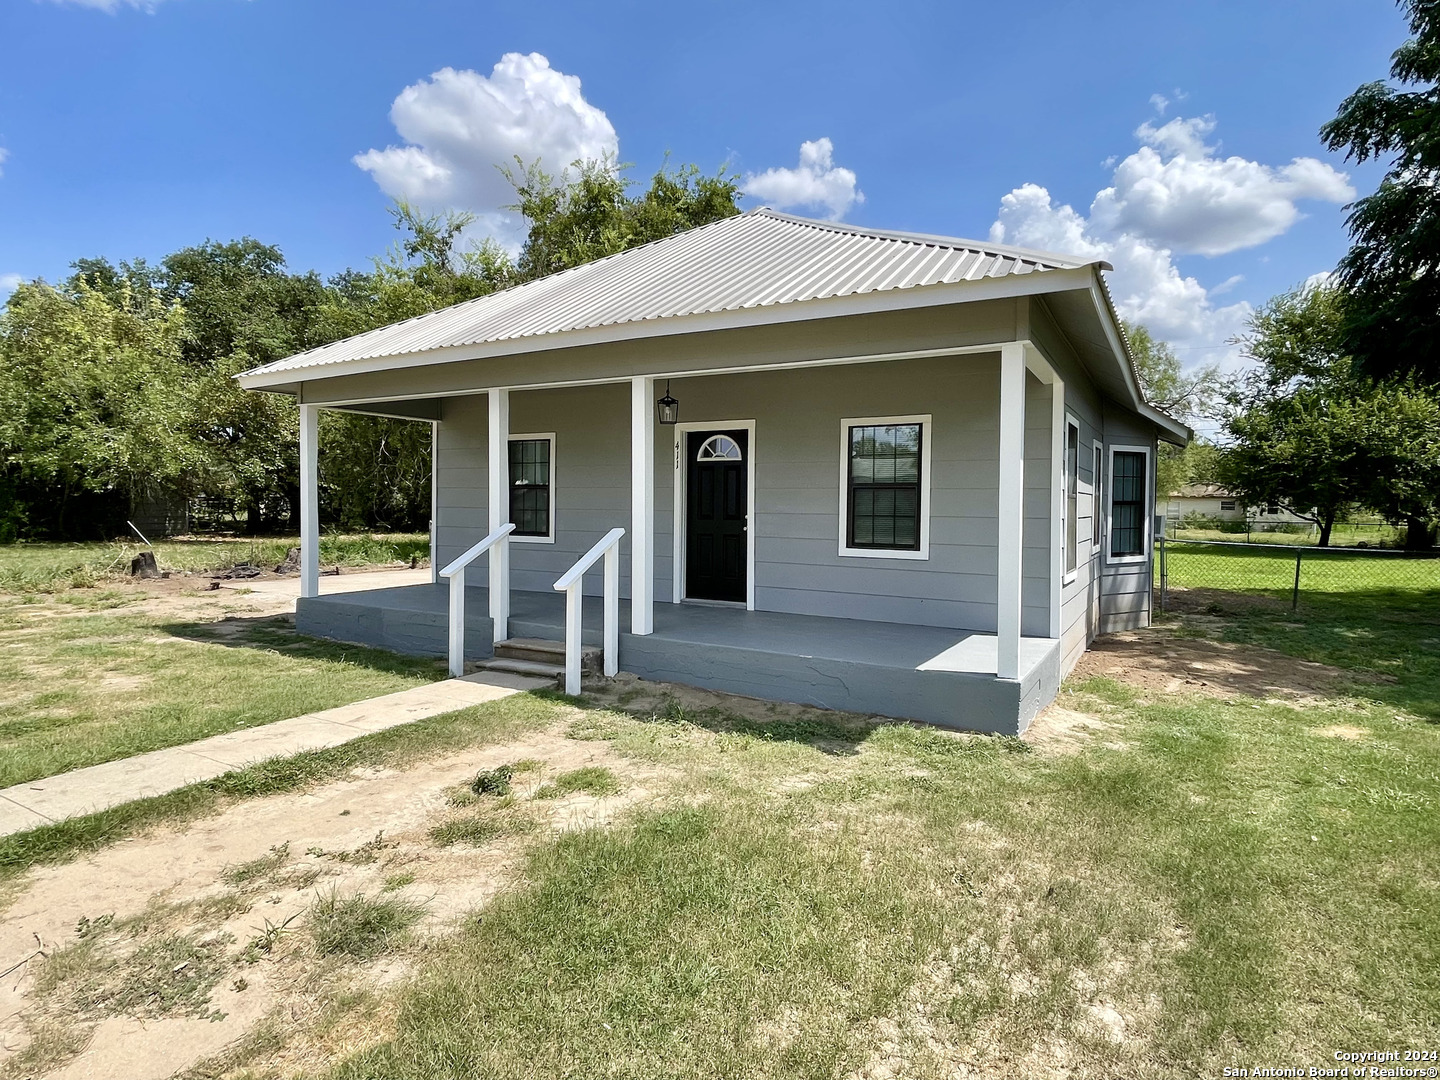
left=325, top=602, right=1440, bottom=1077
left=1, top=544, right=1436, bottom=1075
left=1169, top=522, right=1400, bottom=547
left=1161, top=539, right=1440, bottom=608
left=0, top=590, right=442, bottom=789
left=0, top=533, right=428, bottom=592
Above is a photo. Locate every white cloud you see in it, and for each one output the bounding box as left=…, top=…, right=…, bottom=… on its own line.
left=0, top=274, right=24, bottom=299
left=354, top=53, right=618, bottom=244
left=0, top=147, right=8, bottom=178
left=1090, top=115, right=1354, bottom=257
left=741, top=138, right=863, bottom=221
left=46, top=0, right=172, bottom=10
left=1149, top=93, right=1170, bottom=116
left=988, top=112, right=1354, bottom=364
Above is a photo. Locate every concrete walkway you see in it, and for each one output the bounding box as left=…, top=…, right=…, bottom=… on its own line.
left=0, top=671, right=550, bottom=839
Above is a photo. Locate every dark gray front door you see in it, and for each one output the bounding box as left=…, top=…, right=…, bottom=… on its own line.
left=685, top=429, right=748, bottom=603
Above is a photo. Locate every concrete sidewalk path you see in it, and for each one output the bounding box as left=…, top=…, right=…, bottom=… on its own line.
left=0, top=671, right=550, bottom=839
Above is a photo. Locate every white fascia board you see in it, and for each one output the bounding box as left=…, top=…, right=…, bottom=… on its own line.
left=236, top=266, right=1099, bottom=392
left=1085, top=275, right=1192, bottom=447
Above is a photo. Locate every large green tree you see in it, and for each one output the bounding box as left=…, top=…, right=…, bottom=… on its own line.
left=0, top=279, right=205, bottom=538
left=1321, top=0, right=1440, bottom=381
left=1218, top=285, right=1440, bottom=546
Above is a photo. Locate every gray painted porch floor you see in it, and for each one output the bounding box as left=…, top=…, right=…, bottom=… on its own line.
left=324, top=582, right=1057, bottom=681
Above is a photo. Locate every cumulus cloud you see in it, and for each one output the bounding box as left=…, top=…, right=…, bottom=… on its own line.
left=1089, top=116, right=1354, bottom=256
left=0, top=274, right=24, bottom=299
left=988, top=112, right=1353, bottom=363
left=742, top=138, right=863, bottom=221
left=354, top=53, right=618, bottom=242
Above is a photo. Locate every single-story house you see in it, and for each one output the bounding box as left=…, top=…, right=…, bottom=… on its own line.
left=238, top=208, right=1190, bottom=735
left=1166, top=484, right=1311, bottom=529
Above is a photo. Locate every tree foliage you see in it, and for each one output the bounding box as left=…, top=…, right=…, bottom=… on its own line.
left=1321, top=0, right=1440, bottom=381
left=1217, top=285, right=1440, bottom=546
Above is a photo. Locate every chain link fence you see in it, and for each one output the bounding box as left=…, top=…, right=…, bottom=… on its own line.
left=1156, top=538, right=1440, bottom=616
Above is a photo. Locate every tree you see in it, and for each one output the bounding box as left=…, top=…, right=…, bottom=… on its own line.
left=1321, top=0, right=1440, bottom=381
left=1123, top=321, right=1223, bottom=497
left=1217, top=284, right=1440, bottom=546
left=506, top=157, right=741, bottom=282
left=0, top=279, right=206, bottom=537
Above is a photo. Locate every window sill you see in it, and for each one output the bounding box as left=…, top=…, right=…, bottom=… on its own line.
left=838, top=546, right=930, bottom=561
left=1105, top=553, right=1148, bottom=566
left=510, top=535, right=555, bottom=545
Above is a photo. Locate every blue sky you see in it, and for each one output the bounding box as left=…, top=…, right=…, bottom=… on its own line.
left=0, top=0, right=1409, bottom=367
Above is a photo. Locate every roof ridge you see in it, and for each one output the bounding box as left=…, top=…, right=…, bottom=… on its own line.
left=746, top=207, right=1100, bottom=270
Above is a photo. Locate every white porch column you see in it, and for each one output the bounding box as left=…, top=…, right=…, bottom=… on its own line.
left=487, top=388, right=510, bottom=639
left=631, top=375, right=655, bottom=635
left=996, top=343, right=1026, bottom=680
left=299, top=402, right=320, bottom=600
left=429, top=419, right=440, bottom=585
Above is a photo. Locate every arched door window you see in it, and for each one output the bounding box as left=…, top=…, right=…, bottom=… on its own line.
left=696, top=434, right=743, bottom=462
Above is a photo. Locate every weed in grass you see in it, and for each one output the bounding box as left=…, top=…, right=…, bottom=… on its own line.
left=221, top=842, right=291, bottom=887
left=470, top=764, right=514, bottom=796
left=510, top=758, right=543, bottom=773
left=381, top=872, right=417, bottom=892
left=533, top=766, right=621, bottom=800
left=0, top=1017, right=87, bottom=1080
left=37, top=929, right=232, bottom=1020
left=308, top=889, right=423, bottom=960
left=428, top=817, right=504, bottom=847
left=238, top=911, right=301, bottom=964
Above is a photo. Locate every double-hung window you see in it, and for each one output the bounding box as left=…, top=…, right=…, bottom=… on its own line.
left=1064, top=417, right=1080, bottom=577
left=508, top=434, right=555, bottom=542
left=1108, top=446, right=1150, bottom=562
left=839, top=415, right=931, bottom=559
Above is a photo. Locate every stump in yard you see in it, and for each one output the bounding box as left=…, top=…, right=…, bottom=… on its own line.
left=130, top=550, right=160, bottom=579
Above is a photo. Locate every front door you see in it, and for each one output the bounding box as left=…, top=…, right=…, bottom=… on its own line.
left=685, top=429, right=748, bottom=603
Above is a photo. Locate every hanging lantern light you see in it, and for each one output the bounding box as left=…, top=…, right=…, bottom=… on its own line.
left=656, top=380, right=680, bottom=425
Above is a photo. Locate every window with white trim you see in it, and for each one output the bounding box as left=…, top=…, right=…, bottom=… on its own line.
left=1109, top=448, right=1150, bottom=560
left=507, top=434, right=555, bottom=541
left=1065, top=417, right=1080, bottom=576
left=1092, top=442, right=1104, bottom=547
left=838, top=415, right=931, bottom=559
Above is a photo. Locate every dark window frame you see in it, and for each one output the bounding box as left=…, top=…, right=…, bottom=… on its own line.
left=1065, top=417, right=1080, bottom=576
left=507, top=435, right=554, bottom=540
left=844, top=420, right=925, bottom=554
left=1108, top=448, right=1149, bottom=561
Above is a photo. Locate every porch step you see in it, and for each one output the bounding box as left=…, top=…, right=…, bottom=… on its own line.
left=477, top=657, right=565, bottom=681
left=494, top=637, right=601, bottom=671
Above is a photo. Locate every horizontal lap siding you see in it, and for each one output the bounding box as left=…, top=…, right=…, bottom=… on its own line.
left=434, top=348, right=1072, bottom=635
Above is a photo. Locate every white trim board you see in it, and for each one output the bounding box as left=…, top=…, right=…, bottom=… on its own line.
left=670, top=420, right=757, bottom=610
left=1106, top=443, right=1153, bottom=566
left=506, top=431, right=557, bottom=545
left=837, top=414, right=933, bottom=562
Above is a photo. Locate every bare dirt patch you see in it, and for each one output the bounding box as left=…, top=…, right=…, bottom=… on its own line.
left=1023, top=706, right=1118, bottom=754
left=0, top=720, right=673, bottom=1080
left=1312, top=724, right=1369, bottom=740
left=1071, top=627, right=1373, bottom=703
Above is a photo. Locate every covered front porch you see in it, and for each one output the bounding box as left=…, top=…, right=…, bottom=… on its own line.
left=296, top=581, right=1061, bottom=735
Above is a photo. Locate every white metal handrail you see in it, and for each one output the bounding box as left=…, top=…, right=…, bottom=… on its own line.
left=439, top=522, right=515, bottom=677
left=552, top=527, right=624, bottom=695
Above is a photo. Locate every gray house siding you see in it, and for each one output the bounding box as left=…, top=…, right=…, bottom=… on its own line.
left=433, top=351, right=1063, bottom=635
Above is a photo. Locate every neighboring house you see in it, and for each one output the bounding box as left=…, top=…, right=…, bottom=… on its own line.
left=238, top=209, right=1190, bottom=735
left=1166, top=484, right=1311, bottom=529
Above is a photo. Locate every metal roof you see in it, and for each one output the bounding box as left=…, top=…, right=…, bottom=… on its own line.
left=238, top=208, right=1098, bottom=383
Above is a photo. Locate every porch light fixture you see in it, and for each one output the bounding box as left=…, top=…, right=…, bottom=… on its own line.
left=656, top=381, right=680, bottom=425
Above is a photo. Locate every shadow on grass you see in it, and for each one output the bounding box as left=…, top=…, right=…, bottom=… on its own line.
left=158, top=616, right=446, bottom=682
left=533, top=685, right=895, bottom=759
left=1167, top=585, right=1440, bottom=724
